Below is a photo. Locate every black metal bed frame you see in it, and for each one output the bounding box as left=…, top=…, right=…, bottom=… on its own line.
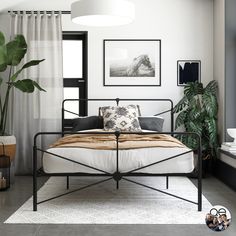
left=33, top=98, right=202, bottom=212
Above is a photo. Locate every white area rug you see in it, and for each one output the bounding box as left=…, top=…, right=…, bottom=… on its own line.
left=5, top=176, right=212, bottom=224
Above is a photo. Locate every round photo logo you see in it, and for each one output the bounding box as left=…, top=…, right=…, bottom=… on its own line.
left=205, top=205, right=231, bottom=232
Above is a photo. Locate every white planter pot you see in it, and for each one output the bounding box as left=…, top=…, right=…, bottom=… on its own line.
left=0, top=135, right=16, bottom=161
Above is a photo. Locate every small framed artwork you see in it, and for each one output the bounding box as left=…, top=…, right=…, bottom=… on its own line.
left=103, top=39, right=161, bottom=86
left=177, top=60, right=201, bottom=86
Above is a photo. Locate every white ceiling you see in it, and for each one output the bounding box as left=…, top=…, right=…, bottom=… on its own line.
left=0, top=0, right=75, bottom=12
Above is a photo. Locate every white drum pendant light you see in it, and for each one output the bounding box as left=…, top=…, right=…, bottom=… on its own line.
left=71, top=0, right=135, bottom=26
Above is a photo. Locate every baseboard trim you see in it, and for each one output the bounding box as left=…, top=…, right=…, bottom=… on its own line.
left=213, top=159, right=236, bottom=191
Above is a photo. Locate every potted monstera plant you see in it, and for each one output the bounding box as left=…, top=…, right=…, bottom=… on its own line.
left=0, top=31, right=45, bottom=161
left=173, top=80, right=219, bottom=175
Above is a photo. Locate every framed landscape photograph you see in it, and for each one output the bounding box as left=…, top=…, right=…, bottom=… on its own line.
left=103, top=39, right=161, bottom=86
left=177, top=60, right=201, bottom=86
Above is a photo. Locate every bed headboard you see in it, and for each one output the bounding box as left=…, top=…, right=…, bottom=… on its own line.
left=62, top=98, right=174, bottom=133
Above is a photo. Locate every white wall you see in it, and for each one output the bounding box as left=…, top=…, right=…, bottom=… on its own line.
left=213, top=0, right=225, bottom=142
left=224, top=0, right=236, bottom=142
left=0, top=0, right=214, bottom=124
left=0, top=13, right=10, bottom=38
left=62, top=0, right=213, bottom=107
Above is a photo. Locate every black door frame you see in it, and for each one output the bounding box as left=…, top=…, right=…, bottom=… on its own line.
left=62, top=31, right=88, bottom=116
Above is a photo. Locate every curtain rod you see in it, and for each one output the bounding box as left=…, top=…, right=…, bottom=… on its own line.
left=8, top=11, right=71, bottom=14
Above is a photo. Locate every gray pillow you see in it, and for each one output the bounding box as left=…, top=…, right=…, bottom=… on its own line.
left=138, top=116, right=164, bottom=132
left=72, top=116, right=104, bottom=131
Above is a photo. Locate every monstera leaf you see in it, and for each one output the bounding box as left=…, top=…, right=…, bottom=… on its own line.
left=184, top=135, right=199, bottom=150
left=204, top=80, right=217, bottom=95
left=188, top=106, right=202, bottom=121
left=202, top=93, right=218, bottom=118
left=173, top=80, right=219, bottom=159
left=173, top=96, right=189, bottom=113
left=184, top=81, right=203, bottom=99
left=175, top=110, right=187, bottom=129
left=205, top=118, right=217, bottom=145
left=188, top=121, right=203, bottom=137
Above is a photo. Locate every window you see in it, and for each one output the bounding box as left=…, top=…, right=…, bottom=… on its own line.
left=63, top=40, right=83, bottom=78
left=62, top=32, right=88, bottom=118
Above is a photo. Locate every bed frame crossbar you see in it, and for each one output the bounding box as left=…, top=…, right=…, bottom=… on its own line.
left=37, top=177, right=113, bottom=205
left=122, top=177, right=198, bottom=206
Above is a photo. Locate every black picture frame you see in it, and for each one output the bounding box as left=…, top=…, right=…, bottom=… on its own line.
left=177, top=60, right=201, bottom=86
left=103, top=39, right=161, bottom=87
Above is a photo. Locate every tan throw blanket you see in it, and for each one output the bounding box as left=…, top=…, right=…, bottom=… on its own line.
left=51, top=132, right=186, bottom=150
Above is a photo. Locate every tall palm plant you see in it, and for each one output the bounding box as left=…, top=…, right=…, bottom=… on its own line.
left=0, top=31, right=45, bottom=136
left=173, top=80, right=219, bottom=159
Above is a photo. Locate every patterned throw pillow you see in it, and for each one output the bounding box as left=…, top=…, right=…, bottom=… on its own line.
left=101, top=105, right=142, bottom=132
left=98, top=105, right=142, bottom=116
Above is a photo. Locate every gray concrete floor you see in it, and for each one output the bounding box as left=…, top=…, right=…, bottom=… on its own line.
left=0, top=176, right=235, bottom=236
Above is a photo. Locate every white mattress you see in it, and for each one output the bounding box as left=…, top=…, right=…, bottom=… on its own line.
left=43, top=146, right=194, bottom=174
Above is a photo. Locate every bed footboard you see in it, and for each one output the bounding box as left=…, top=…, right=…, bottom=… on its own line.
left=33, top=131, right=202, bottom=212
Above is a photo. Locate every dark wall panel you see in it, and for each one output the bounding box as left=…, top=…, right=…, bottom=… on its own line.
left=225, top=0, right=236, bottom=141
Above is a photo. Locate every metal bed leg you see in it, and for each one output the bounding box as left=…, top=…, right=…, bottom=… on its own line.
left=198, top=157, right=202, bottom=211
left=198, top=169, right=202, bottom=211
left=115, top=131, right=120, bottom=190
left=197, top=137, right=202, bottom=211
left=66, top=176, right=69, bottom=189
left=198, top=179, right=202, bottom=211
left=116, top=181, right=119, bottom=189
left=33, top=145, right=37, bottom=211
left=166, top=176, right=169, bottom=189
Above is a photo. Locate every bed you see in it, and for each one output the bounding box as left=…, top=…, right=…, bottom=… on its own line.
left=33, top=98, right=202, bottom=211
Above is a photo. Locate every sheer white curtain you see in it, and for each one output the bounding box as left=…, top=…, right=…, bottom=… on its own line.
left=10, top=11, right=63, bottom=174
